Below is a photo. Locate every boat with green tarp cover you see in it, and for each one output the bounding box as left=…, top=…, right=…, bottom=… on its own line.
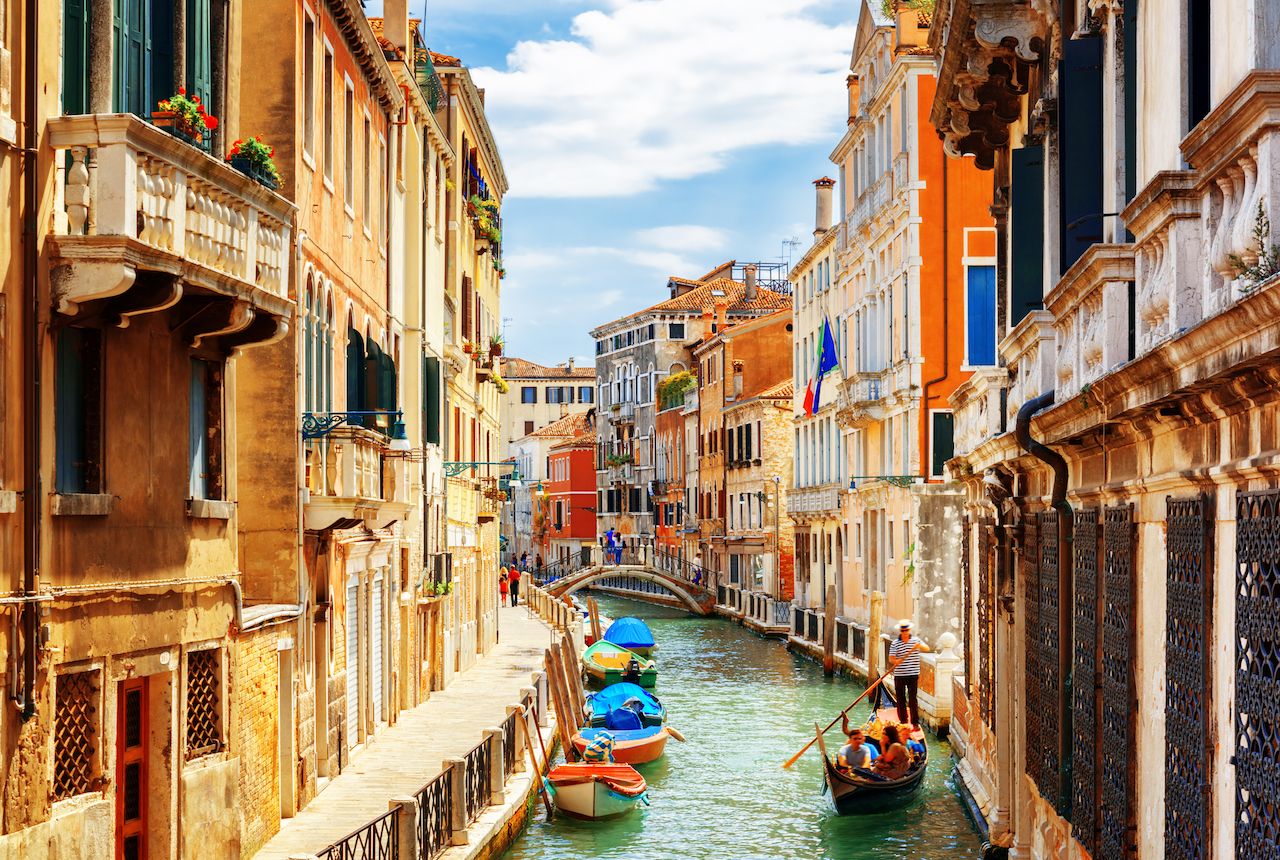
left=581, top=640, right=657, bottom=688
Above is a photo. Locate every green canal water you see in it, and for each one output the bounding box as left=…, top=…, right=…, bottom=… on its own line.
left=504, top=594, right=984, bottom=860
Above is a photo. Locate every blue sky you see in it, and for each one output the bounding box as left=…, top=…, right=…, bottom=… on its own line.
left=372, top=0, right=859, bottom=366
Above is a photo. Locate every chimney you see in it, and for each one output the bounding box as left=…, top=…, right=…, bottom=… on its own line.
left=567, top=357, right=575, bottom=372
left=846, top=74, right=860, bottom=125
left=744, top=264, right=758, bottom=303
left=813, top=177, right=836, bottom=235
left=560, top=404, right=569, bottom=418
left=714, top=299, right=728, bottom=334
left=732, top=360, right=744, bottom=399
left=384, top=0, right=411, bottom=57
left=701, top=307, right=714, bottom=340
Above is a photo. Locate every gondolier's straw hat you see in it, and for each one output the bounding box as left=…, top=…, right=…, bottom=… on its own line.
left=898, top=619, right=914, bottom=630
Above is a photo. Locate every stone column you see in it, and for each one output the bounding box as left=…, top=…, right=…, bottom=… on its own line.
left=389, top=796, right=418, bottom=860
left=485, top=727, right=506, bottom=806
left=445, top=758, right=467, bottom=845
left=88, top=0, right=114, bottom=113
left=868, top=590, right=884, bottom=678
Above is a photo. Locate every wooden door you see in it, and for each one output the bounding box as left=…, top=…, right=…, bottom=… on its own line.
left=116, top=677, right=148, bottom=860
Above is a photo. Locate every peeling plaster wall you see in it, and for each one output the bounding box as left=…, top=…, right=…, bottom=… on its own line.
left=911, top=485, right=965, bottom=646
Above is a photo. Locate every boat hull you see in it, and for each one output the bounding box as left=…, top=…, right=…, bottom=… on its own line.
left=821, top=747, right=928, bottom=815
left=547, top=764, right=647, bottom=820
left=572, top=727, right=670, bottom=765
left=584, top=664, right=658, bottom=689
left=585, top=683, right=665, bottom=728
left=581, top=641, right=658, bottom=689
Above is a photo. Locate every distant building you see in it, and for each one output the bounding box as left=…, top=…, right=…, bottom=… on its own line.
left=504, top=412, right=594, bottom=563
left=546, top=429, right=599, bottom=566
left=498, top=356, right=596, bottom=448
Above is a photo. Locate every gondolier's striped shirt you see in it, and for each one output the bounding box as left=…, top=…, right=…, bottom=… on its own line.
left=890, top=637, right=922, bottom=677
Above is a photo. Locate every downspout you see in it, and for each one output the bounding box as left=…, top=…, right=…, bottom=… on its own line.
left=920, top=150, right=949, bottom=481
left=1014, top=389, right=1072, bottom=811
left=19, top=0, right=41, bottom=722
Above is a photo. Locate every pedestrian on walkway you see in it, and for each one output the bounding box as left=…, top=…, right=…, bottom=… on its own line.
left=888, top=619, right=930, bottom=730
left=509, top=565, right=522, bottom=607
left=535, top=553, right=543, bottom=573
left=520, top=551, right=529, bottom=572
left=499, top=570, right=509, bottom=603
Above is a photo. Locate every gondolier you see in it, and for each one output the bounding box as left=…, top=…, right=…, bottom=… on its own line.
left=888, top=619, right=930, bottom=730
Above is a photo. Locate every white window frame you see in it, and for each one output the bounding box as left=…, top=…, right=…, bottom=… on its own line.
left=343, top=75, right=356, bottom=217
left=322, top=39, right=336, bottom=190
left=301, top=8, right=317, bottom=167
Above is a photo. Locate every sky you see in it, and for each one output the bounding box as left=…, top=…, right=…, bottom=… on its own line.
left=370, top=0, right=859, bottom=366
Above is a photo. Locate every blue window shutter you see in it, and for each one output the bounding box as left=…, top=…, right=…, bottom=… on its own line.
left=967, top=265, right=997, bottom=366
left=189, top=359, right=208, bottom=499
left=62, top=0, right=91, bottom=114
left=1010, top=146, right=1045, bottom=327
left=186, top=0, right=212, bottom=106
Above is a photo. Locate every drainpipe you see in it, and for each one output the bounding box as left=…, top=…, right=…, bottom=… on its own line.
left=920, top=151, right=948, bottom=480
left=1014, top=389, right=1072, bottom=811
left=19, top=0, right=41, bottom=722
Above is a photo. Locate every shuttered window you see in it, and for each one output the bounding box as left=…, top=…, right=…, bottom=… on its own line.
left=931, top=411, right=955, bottom=478
left=63, top=0, right=92, bottom=114
left=1010, top=146, right=1045, bottom=327
left=423, top=356, right=441, bottom=446
left=346, top=328, right=365, bottom=416
left=188, top=359, right=223, bottom=500
left=1058, top=36, right=1104, bottom=275
left=55, top=328, right=103, bottom=494
left=185, top=0, right=211, bottom=107
left=965, top=265, right=997, bottom=366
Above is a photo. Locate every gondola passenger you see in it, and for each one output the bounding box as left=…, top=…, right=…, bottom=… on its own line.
left=836, top=721, right=873, bottom=773
left=870, top=724, right=911, bottom=780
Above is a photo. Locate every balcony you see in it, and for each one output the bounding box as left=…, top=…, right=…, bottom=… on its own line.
left=836, top=372, right=884, bottom=429
left=609, top=401, right=636, bottom=423
left=1046, top=244, right=1135, bottom=401
left=304, top=426, right=411, bottom=531
left=48, top=114, right=293, bottom=347
left=786, top=483, right=841, bottom=518
left=478, top=477, right=504, bottom=521
left=950, top=368, right=1009, bottom=461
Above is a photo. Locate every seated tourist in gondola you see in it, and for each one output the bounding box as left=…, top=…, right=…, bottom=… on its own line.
left=869, top=724, right=911, bottom=781
left=836, top=718, right=874, bottom=774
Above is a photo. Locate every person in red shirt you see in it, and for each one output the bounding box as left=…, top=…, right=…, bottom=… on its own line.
left=508, top=565, right=521, bottom=607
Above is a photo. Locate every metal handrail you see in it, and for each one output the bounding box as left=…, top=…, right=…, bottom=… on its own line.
left=416, top=769, right=453, bottom=860
left=317, top=806, right=398, bottom=860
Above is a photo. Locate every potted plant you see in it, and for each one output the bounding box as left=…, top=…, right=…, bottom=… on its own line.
left=152, top=87, right=218, bottom=150
left=489, top=334, right=504, bottom=357
left=462, top=340, right=474, bottom=355
left=226, top=136, right=282, bottom=190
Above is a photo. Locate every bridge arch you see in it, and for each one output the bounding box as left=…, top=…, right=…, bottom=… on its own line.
left=544, top=565, right=715, bottom=616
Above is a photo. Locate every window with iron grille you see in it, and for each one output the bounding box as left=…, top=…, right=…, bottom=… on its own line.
left=186, top=649, right=222, bottom=759
left=54, top=669, right=101, bottom=800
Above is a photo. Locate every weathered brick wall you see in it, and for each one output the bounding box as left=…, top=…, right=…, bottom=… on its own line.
left=296, top=685, right=317, bottom=808
left=326, top=673, right=346, bottom=775
left=231, top=628, right=281, bottom=857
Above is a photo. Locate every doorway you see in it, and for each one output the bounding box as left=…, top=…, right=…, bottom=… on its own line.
left=116, top=677, right=148, bottom=860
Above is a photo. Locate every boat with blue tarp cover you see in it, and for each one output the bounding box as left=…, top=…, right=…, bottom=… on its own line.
left=585, top=683, right=665, bottom=728
left=603, top=616, right=656, bottom=656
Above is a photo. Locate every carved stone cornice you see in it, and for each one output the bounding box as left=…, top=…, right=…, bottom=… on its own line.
left=930, top=0, right=1052, bottom=169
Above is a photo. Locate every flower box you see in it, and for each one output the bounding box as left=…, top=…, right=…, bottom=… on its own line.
left=150, top=110, right=209, bottom=151
left=229, top=153, right=280, bottom=190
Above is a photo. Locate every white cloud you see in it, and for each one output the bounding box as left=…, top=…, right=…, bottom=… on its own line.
left=632, top=225, right=728, bottom=253
left=472, top=0, right=853, bottom=198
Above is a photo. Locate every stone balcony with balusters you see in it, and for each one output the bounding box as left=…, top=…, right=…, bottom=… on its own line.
left=47, top=114, right=293, bottom=348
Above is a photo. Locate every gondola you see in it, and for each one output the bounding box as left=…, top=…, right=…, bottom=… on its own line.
left=817, top=685, right=929, bottom=815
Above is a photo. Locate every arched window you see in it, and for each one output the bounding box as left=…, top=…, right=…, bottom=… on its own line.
left=323, top=292, right=334, bottom=411
left=304, top=282, right=314, bottom=412
left=346, top=326, right=365, bottom=415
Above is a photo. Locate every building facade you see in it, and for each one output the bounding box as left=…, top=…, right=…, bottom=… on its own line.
left=545, top=422, right=599, bottom=566
left=591, top=263, right=791, bottom=546
left=829, top=3, right=992, bottom=649
left=498, top=356, right=596, bottom=448
left=932, top=0, right=1280, bottom=857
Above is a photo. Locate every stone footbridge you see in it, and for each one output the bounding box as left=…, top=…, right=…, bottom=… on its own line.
left=534, top=548, right=716, bottom=615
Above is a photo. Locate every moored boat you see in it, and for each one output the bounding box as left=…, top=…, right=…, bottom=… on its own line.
left=546, top=763, right=648, bottom=819
left=603, top=616, right=657, bottom=656
left=581, top=640, right=657, bottom=689
left=572, top=725, right=670, bottom=765
left=585, top=682, right=665, bottom=728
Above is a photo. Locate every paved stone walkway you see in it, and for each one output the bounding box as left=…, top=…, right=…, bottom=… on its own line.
left=254, top=604, right=556, bottom=859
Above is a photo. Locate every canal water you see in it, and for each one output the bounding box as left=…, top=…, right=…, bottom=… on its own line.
left=504, top=594, right=984, bottom=860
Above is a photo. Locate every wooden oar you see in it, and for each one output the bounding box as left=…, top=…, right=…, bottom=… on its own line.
left=781, top=645, right=918, bottom=769
left=666, top=726, right=687, bottom=743
left=518, top=705, right=555, bottom=820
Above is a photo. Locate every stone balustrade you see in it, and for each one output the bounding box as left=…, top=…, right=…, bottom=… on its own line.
left=1046, top=244, right=1135, bottom=401
left=305, top=427, right=410, bottom=530
left=786, top=483, right=842, bottom=516
left=949, top=368, right=1009, bottom=460
left=48, top=114, right=292, bottom=316
left=1001, top=310, right=1056, bottom=426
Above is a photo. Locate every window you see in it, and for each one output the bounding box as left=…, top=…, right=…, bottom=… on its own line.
left=578, top=386, right=594, bottom=403
left=423, top=355, right=441, bottom=446
left=931, top=411, right=955, bottom=478
left=965, top=265, right=997, bottom=366
left=343, top=79, right=354, bottom=210
left=55, top=327, right=103, bottom=494
left=62, top=0, right=91, bottom=115
left=323, top=46, right=334, bottom=180
left=524, top=420, right=535, bottom=435
left=185, top=649, right=222, bottom=759
left=362, top=116, right=371, bottom=226
left=302, top=15, right=316, bottom=156
left=1187, top=0, right=1211, bottom=130
left=521, top=386, right=537, bottom=404
left=54, top=669, right=101, bottom=800
left=188, top=358, right=224, bottom=500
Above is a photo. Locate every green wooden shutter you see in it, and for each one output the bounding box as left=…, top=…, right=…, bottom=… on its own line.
left=150, top=0, right=174, bottom=106
left=186, top=0, right=212, bottom=106
left=63, top=0, right=91, bottom=114
left=113, top=0, right=151, bottom=115
left=1010, top=146, right=1045, bottom=327
left=346, top=328, right=364, bottom=418
left=1058, top=36, right=1104, bottom=275
left=423, top=356, right=441, bottom=446
left=931, top=412, right=955, bottom=477
left=303, top=295, right=314, bottom=412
